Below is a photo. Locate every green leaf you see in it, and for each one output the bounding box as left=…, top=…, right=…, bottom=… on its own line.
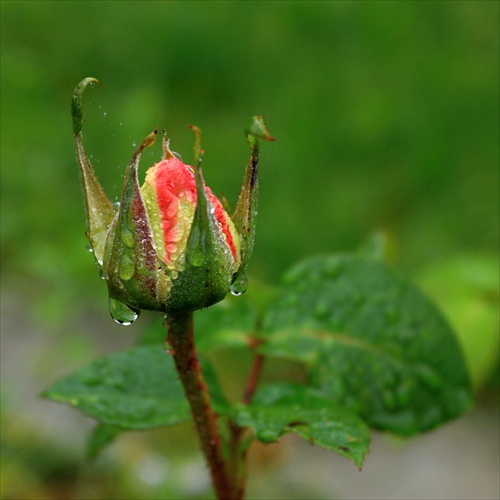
left=234, top=383, right=370, bottom=468
left=261, top=255, right=473, bottom=435
left=86, top=423, right=122, bottom=460
left=417, top=253, right=500, bottom=390
left=43, top=345, right=228, bottom=430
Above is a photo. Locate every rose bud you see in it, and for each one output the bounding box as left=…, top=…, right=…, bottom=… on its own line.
left=72, top=78, right=273, bottom=324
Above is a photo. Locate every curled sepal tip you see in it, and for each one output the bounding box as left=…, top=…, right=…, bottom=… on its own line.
left=72, top=77, right=115, bottom=266
left=245, top=115, right=275, bottom=143
left=188, top=125, right=203, bottom=166
left=232, top=116, right=274, bottom=285
left=72, top=77, right=101, bottom=136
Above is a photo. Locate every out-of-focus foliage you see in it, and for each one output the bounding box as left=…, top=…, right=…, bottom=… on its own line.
left=417, top=254, right=500, bottom=390
left=1, top=1, right=498, bottom=499
left=1, top=1, right=498, bottom=295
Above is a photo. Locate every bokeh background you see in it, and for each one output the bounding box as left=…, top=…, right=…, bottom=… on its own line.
left=1, top=1, right=499, bottom=499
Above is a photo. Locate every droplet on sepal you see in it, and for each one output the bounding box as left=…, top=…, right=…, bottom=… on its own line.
left=108, top=297, right=140, bottom=325
left=230, top=273, right=248, bottom=296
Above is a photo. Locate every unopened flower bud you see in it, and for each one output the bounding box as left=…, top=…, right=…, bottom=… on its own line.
left=71, top=78, right=273, bottom=324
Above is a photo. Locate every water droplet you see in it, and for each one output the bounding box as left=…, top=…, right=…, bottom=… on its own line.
left=163, top=339, right=175, bottom=355
left=86, top=242, right=94, bottom=253
left=108, top=297, right=140, bottom=326
left=132, top=141, right=137, bottom=147
left=103, top=111, right=107, bottom=117
left=113, top=201, right=121, bottom=210
left=166, top=243, right=177, bottom=254
left=121, top=228, right=135, bottom=248
left=416, top=365, right=442, bottom=389
left=230, top=273, right=248, bottom=296
left=119, top=253, right=135, bottom=281
left=256, top=429, right=278, bottom=443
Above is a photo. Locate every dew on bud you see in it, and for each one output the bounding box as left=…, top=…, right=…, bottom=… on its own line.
left=121, top=228, right=135, bottom=248
left=230, top=273, right=248, bottom=296
left=119, top=253, right=135, bottom=281
left=108, top=297, right=140, bottom=326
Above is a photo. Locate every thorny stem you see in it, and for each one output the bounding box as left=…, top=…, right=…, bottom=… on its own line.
left=164, top=312, right=234, bottom=500
left=165, top=317, right=266, bottom=500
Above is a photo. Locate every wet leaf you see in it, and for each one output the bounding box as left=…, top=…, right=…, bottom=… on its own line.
left=86, top=423, right=122, bottom=460
left=234, top=383, right=370, bottom=468
left=43, top=345, right=228, bottom=430
left=261, top=255, right=473, bottom=435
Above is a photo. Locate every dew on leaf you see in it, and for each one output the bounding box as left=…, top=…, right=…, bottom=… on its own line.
left=108, top=297, right=140, bottom=326
left=257, top=429, right=279, bottom=443
left=416, top=365, right=443, bottom=390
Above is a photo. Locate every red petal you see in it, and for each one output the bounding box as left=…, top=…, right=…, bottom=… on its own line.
left=152, top=158, right=238, bottom=263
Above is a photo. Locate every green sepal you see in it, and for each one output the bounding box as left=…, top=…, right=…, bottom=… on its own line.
left=72, top=77, right=116, bottom=266
left=232, top=116, right=274, bottom=283
left=103, top=129, right=170, bottom=311
left=165, top=155, right=235, bottom=313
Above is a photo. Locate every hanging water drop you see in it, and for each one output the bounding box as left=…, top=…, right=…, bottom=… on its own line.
left=230, top=273, right=248, bottom=296
left=108, top=297, right=140, bottom=326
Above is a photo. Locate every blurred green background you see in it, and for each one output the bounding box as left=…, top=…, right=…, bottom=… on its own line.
left=1, top=1, right=499, bottom=499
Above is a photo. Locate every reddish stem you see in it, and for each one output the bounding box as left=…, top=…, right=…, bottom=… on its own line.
left=242, top=339, right=265, bottom=404
left=228, top=338, right=266, bottom=498
left=164, top=312, right=234, bottom=499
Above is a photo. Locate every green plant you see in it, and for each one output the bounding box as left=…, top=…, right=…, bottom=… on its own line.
left=44, top=79, right=473, bottom=500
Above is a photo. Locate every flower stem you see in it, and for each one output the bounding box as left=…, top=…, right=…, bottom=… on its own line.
left=228, top=338, right=265, bottom=497
left=164, top=312, right=234, bottom=499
